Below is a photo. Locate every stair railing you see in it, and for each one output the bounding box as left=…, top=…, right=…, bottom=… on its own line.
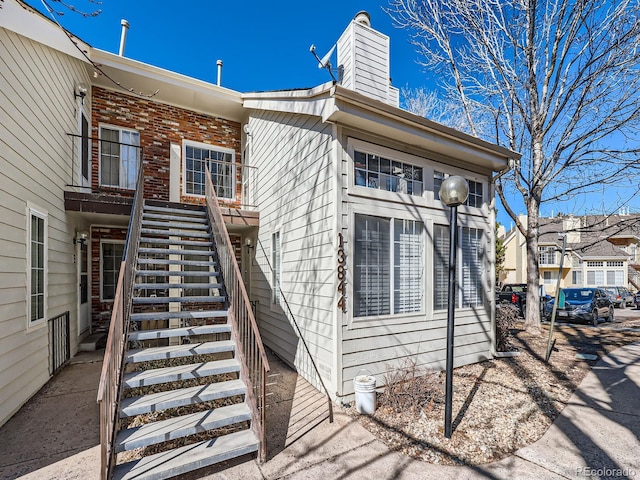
left=97, top=160, right=145, bottom=480
left=204, top=167, right=270, bottom=462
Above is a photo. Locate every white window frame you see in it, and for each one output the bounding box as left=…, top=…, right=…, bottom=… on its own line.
left=100, top=240, right=125, bottom=302
left=433, top=171, right=485, bottom=208
left=27, top=204, right=48, bottom=328
left=77, top=101, right=91, bottom=188
left=433, top=224, right=486, bottom=310
left=572, top=270, right=583, bottom=286
left=182, top=140, right=236, bottom=200
left=353, top=213, right=425, bottom=319
left=353, top=150, right=424, bottom=197
left=99, top=124, right=140, bottom=189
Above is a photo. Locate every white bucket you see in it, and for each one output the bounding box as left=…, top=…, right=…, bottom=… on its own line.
left=354, top=374, right=377, bottom=414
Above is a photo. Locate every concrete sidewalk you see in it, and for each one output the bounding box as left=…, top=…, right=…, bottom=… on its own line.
left=1, top=344, right=638, bottom=480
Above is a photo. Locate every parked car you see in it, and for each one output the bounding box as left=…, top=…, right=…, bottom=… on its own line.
left=495, top=283, right=527, bottom=317
left=634, top=291, right=640, bottom=309
left=599, top=286, right=634, bottom=308
left=543, top=287, right=614, bottom=326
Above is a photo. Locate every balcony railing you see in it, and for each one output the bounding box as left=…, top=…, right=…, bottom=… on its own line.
left=67, top=134, right=258, bottom=210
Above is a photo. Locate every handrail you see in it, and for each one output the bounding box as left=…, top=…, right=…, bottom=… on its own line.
left=96, top=156, right=145, bottom=480
left=255, top=238, right=334, bottom=424
left=204, top=166, right=270, bottom=462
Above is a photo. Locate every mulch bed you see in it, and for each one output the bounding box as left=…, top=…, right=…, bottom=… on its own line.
left=347, top=306, right=640, bottom=465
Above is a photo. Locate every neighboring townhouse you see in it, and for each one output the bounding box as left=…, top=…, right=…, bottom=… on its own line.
left=501, top=213, right=640, bottom=295
left=1, top=2, right=518, bottom=476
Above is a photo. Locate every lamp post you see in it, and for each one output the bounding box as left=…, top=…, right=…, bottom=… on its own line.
left=439, top=175, right=469, bottom=439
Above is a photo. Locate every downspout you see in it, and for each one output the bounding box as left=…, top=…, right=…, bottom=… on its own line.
left=490, top=160, right=520, bottom=357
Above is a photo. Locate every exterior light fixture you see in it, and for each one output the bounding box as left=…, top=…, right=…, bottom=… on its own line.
left=439, top=175, right=469, bottom=439
left=74, top=231, right=89, bottom=245
left=75, top=83, right=87, bottom=104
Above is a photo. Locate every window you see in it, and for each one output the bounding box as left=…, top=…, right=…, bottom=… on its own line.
left=606, top=270, right=624, bottom=285
left=184, top=143, right=235, bottom=199
left=587, top=270, right=604, bottom=286
left=434, top=172, right=483, bottom=207
left=572, top=270, right=583, bottom=285
left=433, top=171, right=446, bottom=200
left=354, top=215, right=423, bottom=317
left=434, top=225, right=485, bottom=309
left=433, top=224, right=449, bottom=310
left=354, top=151, right=423, bottom=196
left=100, top=126, right=140, bottom=189
left=460, top=227, right=484, bottom=307
left=539, top=246, right=557, bottom=265
left=394, top=219, right=424, bottom=313
left=543, top=271, right=554, bottom=285
left=80, top=112, right=90, bottom=185
left=466, top=180, right=483, bottom=208
left=272, top=232, right=281, bottom=305
left=28, top=208, right=47, bottom=324
left=101, top=242, right=124, bottom=301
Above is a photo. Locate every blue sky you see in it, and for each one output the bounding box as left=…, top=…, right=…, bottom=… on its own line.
left=32, top=0, right=638, bottom=227
left=35, top=0, right=421, bottom=93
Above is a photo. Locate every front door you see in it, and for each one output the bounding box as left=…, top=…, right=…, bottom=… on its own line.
left=78, top=241, right=90, bottom=335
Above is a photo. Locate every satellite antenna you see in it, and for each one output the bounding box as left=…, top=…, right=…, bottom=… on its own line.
left=310, top=44, right=338, bottom=82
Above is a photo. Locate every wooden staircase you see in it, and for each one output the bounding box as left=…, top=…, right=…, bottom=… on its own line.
left=111, top=203, right=258, bottom=480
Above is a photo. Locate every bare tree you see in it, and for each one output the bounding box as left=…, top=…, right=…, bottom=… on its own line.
left=389, top=0, right=640, bottom=331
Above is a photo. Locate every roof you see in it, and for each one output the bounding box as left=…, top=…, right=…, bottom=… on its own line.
left=243, top=84, right=519, bottom=173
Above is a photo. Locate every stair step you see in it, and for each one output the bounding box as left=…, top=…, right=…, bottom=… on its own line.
left=115, top=403, right=252, bottom=453
left=132, top=295, right=226, bottom=305
left=136, top=270, right=220, bottom=278
left=140, top=237, right=212, bottom=247
left=144, top=205, right=207, bottom=217
left=130, top=310, right=228, bottom=322
left=123, top=358, right=240, bottom=388
left=141, top=228, right=211, bottom=239
left=128, top=324, right=231, bottom=341
left=143, top=212, right=208, bottom=224
left=137, top=258, right=216, bottom=266
left=112, top=429, right=258, bottom=480
left=134, top=283, right=222, bottom=290
left=142, top=220, right=210, bottom=231
left=120, top=379, right=246, bottom=417
left=138, top=247, right=215, bottom=256
left=125, top=340, right=235, bottom=363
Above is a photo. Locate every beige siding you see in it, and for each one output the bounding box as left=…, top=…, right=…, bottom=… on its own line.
left=249, top=110, right=336, bottom=392
left=0, top=26, right=89, bottom=427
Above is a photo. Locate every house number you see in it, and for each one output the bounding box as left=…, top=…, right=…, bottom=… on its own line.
left=337, top=232, right=346, bottom=312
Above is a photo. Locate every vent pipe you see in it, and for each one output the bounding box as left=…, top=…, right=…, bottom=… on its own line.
left=216, top=60, right=223, bottom=86
left=119, top=19, right=130, bottom=56
left=354, top=11, right=371, bottom=27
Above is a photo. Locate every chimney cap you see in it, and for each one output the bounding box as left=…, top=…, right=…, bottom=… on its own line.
left=354, top=11, right=371, bottom=27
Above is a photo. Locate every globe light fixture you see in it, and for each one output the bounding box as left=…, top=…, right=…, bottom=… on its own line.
left=439, top=175, right=469, bottom=439
left=439, top=175, right=470, bottom=207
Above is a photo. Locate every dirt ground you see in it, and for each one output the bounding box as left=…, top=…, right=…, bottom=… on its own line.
left=348, top=306, right=640, bottom=466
